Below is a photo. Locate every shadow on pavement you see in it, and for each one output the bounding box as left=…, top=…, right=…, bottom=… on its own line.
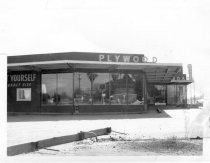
left=8, top=109, right=172, bottom=122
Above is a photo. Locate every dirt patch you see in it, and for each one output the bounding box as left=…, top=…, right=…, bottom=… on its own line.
left=24, top=137, right=203, bottom=156
left=125, top=138, right=203, bottom=156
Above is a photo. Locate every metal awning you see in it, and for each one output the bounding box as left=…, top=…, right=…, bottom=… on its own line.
left=7, top=52, right=192, bottom=85
left=144, top=66, right=192, bottom=84
left=7, top=60, right=192, bottom=85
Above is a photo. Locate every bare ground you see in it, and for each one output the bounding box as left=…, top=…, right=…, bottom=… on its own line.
left=8, top=108, right=204, bottom=146
left=8, top=108, right=206, bottom=156
left=23, top=137, right=203, bottom=156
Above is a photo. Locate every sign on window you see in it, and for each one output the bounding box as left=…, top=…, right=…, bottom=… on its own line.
left=16, top=88, right=31, bottom=101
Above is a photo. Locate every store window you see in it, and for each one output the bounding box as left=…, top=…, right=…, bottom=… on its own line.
left=167, top=85, right=187, bottom=105
left=42, top=74, right=57, bottom=105
left=177, top=85, right=187, bottom=105
left=92, top=73, right=110, bottom=105
left=16, top=88, right=31, bottom=101
left=57, top=73, right=73, bottom=105
left=41, top=72, right=145, bottom=106
left=42, top=73, right=73, bottom=105
left=167, top=85, right=176, bottom=104
left=127, top=73, right=144, bottom=105
left=110, top=73, right=127, bottom=105
left=148, top=85, right=166, bottom=104
left=74, top=73, right=92, bottom=105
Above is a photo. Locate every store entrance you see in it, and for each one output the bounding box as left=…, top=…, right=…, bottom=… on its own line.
left=147, top=84, right=167, bottom=105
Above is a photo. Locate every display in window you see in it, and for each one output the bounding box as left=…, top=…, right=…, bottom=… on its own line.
left=110, top=73, right=127, bottom=105
left=42, top=74, right=57, bottom=105
left=74, top=73, right=92, bottom=105
left=57, top=73, right=73, bottom=105
left=92, top=73, right=110, bottom=105
left=148, top=85, right=166, bottom=104
left=41, top=72, right=145, bottom=106
left=42, top=73, right=74, bottom=105
left=127, top=73, right=144, bottom=105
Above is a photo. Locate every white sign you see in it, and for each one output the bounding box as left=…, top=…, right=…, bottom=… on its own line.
left=98, top=54, right=157, bottom=63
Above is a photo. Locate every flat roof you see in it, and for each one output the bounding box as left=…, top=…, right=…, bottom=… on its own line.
left=7, top=52, right=192, bottom=84
left=7, top=52, right=145, bottom=64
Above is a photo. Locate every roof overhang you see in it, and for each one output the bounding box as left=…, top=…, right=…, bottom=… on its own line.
left=8, top=60, right=192, bottom=84
left=7, top=53, right=192, bottom=84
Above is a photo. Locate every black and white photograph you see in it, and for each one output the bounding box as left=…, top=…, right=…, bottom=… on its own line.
left=0, top=0, right=210, bottom=162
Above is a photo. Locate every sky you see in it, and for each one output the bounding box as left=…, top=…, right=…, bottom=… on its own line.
left=0, top=0, right=210, bottom=97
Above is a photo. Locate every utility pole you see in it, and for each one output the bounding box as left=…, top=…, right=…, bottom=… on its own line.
left=194, top=81, right=196, bottom=104
left=190, top=84, right=192, bottom=104
left=188, top=64, right=193, bottom=104
left=78, top=74, right=81, bottom=91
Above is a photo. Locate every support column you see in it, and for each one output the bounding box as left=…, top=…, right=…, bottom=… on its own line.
left=72, top=72, right=75, bottom=106
left=175, top=84, right=178, bottom=105
left=143, top=73, right=148, bottom=112
left=185, top=85, right=188, bottom=107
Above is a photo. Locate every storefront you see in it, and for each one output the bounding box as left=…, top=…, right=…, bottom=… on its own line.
left=7, top=52, right=192, bottom=114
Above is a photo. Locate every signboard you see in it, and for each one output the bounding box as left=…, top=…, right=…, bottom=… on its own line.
left=171, top=74, right=187, bottom=82
left=98, top=54, right=157, bottom=63
left=8, top=52, right=157, bottom=64
left=7, top=73, right=36, bottom=88
left=187, top=64, right=193, bottom=81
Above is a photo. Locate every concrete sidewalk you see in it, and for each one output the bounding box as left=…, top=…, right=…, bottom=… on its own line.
left=7, top=108, right=204, bottom=146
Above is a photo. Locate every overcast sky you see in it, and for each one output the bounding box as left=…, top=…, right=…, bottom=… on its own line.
left=0, top=0, right=210, bottom=97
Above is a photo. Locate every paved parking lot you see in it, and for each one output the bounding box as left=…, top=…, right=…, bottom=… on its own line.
left=7, top=108, right=206, bottom=146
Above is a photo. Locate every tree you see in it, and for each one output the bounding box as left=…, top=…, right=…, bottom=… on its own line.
left=87, top=73, right=98, bottom=104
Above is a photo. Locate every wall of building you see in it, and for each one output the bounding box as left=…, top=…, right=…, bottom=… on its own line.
left=7, top=70, right=146, bottom=113
left=41, top=105, right=145, bottom=113
left=7, top=71, right=41, bottom=112
left=7, top=70, right=187, bottom=113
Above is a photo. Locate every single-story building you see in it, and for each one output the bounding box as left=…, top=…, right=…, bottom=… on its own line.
left=7, top=52, right=192, bottom=114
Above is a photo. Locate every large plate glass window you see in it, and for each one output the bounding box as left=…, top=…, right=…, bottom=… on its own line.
left=167, top=85, right=176, bottom=104
left=148, top=85, right=166, bottom=104
left=92, top=73, right=110, bottom=105
left=167, top=85, right=187, bottom=105
left=176, top=85, right=187, bottom=105
left=110, top=73, right=127, bottom=105
left=57, top=73, right=73, bottom=105
left=127, top=73, right=144, bottom=105
left=42, top=73, right=73, bottom=105
left=74, top=73, right=92, bottom=105
left=42, top=74, right=57, bottom=105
